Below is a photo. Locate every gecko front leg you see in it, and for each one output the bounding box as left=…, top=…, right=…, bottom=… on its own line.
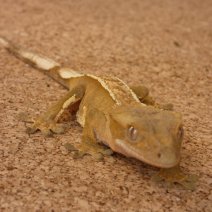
left=27, top=86, right=85, bottom=136
left=67, top=108, right=113, bottom=160
left=152, top=165, right=198, bottom=190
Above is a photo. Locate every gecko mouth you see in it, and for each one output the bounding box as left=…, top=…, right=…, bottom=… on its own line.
left=115, top=139, right=179, bottom=168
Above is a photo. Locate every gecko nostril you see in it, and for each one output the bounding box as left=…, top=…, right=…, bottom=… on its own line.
left=157, top=153, right=161, bottom=158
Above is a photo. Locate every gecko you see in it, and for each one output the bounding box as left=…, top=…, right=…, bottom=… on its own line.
left=0, top=36, right=197, bottom=189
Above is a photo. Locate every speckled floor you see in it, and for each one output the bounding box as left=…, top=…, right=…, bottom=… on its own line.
left=0, top=0, right=211, bottom=211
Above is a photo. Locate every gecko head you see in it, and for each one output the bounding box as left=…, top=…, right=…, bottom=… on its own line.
left=109, top=105, right=183, bottom=168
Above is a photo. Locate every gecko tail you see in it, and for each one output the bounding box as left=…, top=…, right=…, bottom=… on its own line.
left=0, top=36, right=82, bottom=89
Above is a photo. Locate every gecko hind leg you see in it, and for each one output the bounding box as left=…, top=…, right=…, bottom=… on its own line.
left=27, top=87, right=84, bottom=136
left=131, top=85, right=173, bottom=110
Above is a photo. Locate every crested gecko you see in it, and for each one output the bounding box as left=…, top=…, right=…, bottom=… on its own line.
left=0, top=37, right=197, bottom=189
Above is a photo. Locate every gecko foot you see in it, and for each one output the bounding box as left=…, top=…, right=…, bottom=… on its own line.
left=151, top=165, right=198, bottom=190
left=26, top=119, right=69, bottom=136
left=64, top=141, right=113, bottom=161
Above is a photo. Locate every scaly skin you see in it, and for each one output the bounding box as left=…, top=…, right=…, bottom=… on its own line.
left=0, top=36, right=197, bottom=189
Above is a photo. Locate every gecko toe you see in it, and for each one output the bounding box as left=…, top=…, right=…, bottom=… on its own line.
left=26, top=119, right=69, bottom=136
left=26, top=126, right=38, bottom=134
left=178, top=174, right=198, bottom=191
left=73, top=151, right=87, bottom=159
left=102, top=149, right=114, bottom=156
left=93, top=153, right=104, bottom=161
left=50, top=123, right=68, bottom=134
left=64, top=143, right=78, bottom=152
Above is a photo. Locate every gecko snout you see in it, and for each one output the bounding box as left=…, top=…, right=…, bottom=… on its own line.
left=155, top=147, right=180, bottom=168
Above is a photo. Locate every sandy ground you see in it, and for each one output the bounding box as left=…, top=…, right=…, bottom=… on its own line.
left=0, top=0, right=212, bottom=211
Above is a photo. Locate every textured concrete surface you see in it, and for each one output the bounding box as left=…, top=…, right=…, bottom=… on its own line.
left=0, top=0, right=211, bottom=211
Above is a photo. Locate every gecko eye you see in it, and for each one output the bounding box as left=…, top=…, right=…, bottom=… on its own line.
left=178, top=126, right=184, bottom=139
left=128, top=126, right=138, bottom=141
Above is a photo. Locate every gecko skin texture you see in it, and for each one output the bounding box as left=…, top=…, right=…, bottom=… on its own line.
left=0, top=36, right=184, bottom=169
